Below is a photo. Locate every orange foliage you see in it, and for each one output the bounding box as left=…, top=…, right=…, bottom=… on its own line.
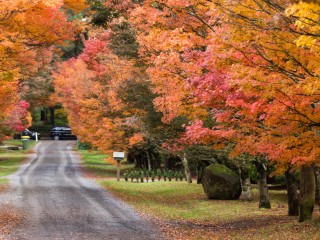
left=51, top=0, right=320, bottom=170
left=0, top=0, right=77, bottom=139
left=54, top=34, right=138, bottom=154
left=129, top=0, right=320, bottom=168
left=129, top=133, right=144, bottom=147
left=64, top=0, right=88, bottom=14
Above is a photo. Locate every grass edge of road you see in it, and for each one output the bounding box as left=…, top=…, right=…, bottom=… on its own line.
left=0, top=140, right=37, bottom=179
left=78, top=149, right=320, bottom=240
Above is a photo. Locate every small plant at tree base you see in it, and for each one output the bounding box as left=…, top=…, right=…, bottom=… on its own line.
left=124, top=171, right=128, bottom=182
left=156, top=169, right=162, bottom=181
left=145, top=170, right=150, bottom=182
left=168, top=170, right=173, bottom=181
left=179, top=171, right=184, bottom=181
left=134, top=171, right=139, bottom=182
left=163, top=171, right=168, bottom=181
left=129, top=172, right=134, bottom=182
left=151, top=171, right=156, bottom=182
left=174, top=171, right=179, bottom=181
left=140, top=171, right=144, bottom=183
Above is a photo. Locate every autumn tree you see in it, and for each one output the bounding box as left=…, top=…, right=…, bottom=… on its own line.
left=128, top=0, right=320, bottom=217
left=180, top=0, right=319, bottom=218
left=53, top=0, right=320, bottom=222
left=0, top=0, right=78, bottom=139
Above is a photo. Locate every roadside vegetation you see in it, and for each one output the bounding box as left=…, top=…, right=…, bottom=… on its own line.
left=0, top=140, right=37, bottom=187
left=79, top=150, right=134, bottom=178
left=78, top=149, right=320, bottom=240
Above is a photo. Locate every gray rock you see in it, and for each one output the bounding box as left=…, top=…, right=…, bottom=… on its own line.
left=7, top=146, right=20, bottom=151
left=202, top=164, right=241, bottom=200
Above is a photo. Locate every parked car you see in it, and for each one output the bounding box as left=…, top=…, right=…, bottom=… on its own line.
left=50, top=126, right=77, bottom=140
left=13, top=129, right=41, bottom=140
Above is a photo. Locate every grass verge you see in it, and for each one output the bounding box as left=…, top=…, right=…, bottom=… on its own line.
left=0, top=140, right=37, bottom=185
left=78, top=150, right=320, bottom=240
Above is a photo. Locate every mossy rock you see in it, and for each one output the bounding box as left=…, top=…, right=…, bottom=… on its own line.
left=7, top=146, right=20, bottom=151
left=202, top=164, right=241, bottom=200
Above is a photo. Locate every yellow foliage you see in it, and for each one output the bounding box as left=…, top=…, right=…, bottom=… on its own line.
left=63, top=0, right=88, bottom=14
left=286, top=2, right=320, bottom=51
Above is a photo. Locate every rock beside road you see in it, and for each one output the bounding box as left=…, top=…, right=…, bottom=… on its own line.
left=202, top=164, right=241, bottom=200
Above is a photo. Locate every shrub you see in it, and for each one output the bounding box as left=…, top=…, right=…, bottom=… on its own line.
left=167, top=170, right=173, bottom=181
left=151, top=171, right=156, bottom=182
left=76, top=141, right=91, bottom=150
left=124, top=171, right=128, bottom=182
left=156, top=169, right=162, bottom=181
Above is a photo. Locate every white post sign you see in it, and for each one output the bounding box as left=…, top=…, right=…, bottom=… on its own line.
left=113, top=152, right=125, bottom=181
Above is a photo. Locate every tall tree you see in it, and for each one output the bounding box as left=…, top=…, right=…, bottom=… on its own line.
left=0, top=0, right=77, bottom=139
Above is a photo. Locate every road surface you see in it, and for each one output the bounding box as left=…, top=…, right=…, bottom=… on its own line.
left=1, top=141, right=161, bottom=240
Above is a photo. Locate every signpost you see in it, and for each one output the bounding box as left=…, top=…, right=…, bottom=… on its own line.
left=113, top=152, right=125, bottom=181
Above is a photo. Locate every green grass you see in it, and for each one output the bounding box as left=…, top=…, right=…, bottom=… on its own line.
left=0, top=153, right=26, bottom=177
left=2, top=139, right=38, bottom=148
left=99, top=180, right=320, bottom=239
left=79, top=150, right=134, bottom=178
left=0, top=140, right=37, bottom=180
left=78, top=149, right=320, bottom=239
left=99, top=181, right=286, bottom=221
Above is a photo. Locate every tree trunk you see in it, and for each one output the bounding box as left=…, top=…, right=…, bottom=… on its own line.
left=146, top=150, right=152, bottom=171
left=134, top=154, right=142, bottom=168
left=256, top=162, right=271, bottom=208
left=40, top=109, right=47, bottom=122
left=239, top=161, right=252, bottom=201
left=285, top=170, right=299, bottom=216
left=133, top=155, right=139, bottom=168
left=313, top=166, right=320, bottom=210
left=49, top=107, right=55, bottom=125
left=182, top=152, right=192, bottom=183
left=299, top=166, right=315, bottom=222
left=150, top=152, right=156, bottom=169
left=164, top=155, right=170, bottom=170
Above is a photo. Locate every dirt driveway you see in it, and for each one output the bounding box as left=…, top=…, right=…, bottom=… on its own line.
left=1, top=141, right=161, bottom=240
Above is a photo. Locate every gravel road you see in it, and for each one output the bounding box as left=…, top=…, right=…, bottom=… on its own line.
left=1, top=141, right=161, bottom=240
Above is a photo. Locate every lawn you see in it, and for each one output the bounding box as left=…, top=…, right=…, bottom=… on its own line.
left=0, top=140, right=37, bottom=186
left=78, top=150, right=320, bottom=240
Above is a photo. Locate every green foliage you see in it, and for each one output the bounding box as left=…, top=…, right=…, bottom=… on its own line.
left=163, top=170, right=167, bottom=181
left=124, top=170, right=128, bottom=182
left=123, top=168, right=186, bottom=183
left=85, top=0, right=119, bottom=27
left=151, top=171, right=156, bottom=182
left=60, top=38, right=84, bottom=60
left=109, top=21, right=139, bottom=59
left=31, top=108, right=41, bottom=122
left=167, top=170, right=173, bottom=181
left=76, top=141, right=92, bottom=150
left=156, top=169, right=162, bottom=181
left=54, top=108, right=69, bottom=126
left=179, top=171, right=184, bottom=181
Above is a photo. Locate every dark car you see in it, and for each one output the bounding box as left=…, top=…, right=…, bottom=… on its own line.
left=50, top=126, right=77, bottom=140
left=14, top=129, right=41, bottom=140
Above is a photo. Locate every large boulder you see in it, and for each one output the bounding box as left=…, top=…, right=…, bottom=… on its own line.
left=202, top=164, right=241, bottom=200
